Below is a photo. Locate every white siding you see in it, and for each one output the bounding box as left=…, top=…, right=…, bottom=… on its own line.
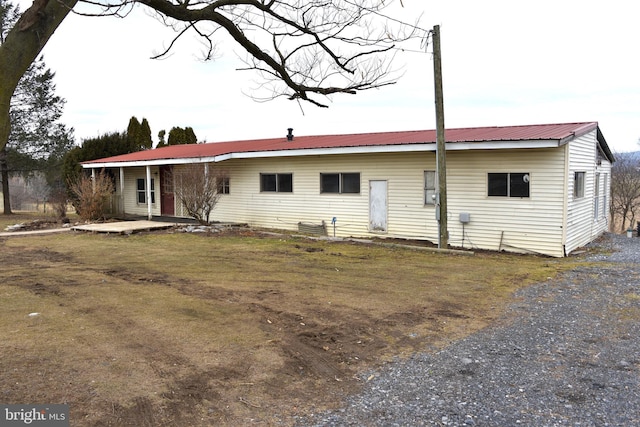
left=446, top=148, right=566, bottom=257
left=113, top=141, right=611, bottom=257
left=564, top=130, right=611, bottom=254
left=169, top=149, right=567, bottom=256
left=122, top=166, right=161, bottom=217
left=211, top=153, right=434, bottom=238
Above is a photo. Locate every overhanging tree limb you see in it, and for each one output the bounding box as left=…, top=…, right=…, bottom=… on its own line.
left=0, top=0, right=77, bottom=152
left=1, top=0, right=424, bottom=151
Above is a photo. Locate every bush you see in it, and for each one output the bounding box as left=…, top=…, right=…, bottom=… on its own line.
left=173, top=164, right=226, bottom=225
left=68, top=171, right=114, bottom=221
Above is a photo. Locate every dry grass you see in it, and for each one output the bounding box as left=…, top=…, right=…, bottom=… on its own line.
left=0, top=215, right=578, bottom=426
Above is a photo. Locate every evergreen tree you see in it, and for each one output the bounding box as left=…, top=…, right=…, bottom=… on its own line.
left=125, top=116, right=152, bottom=151
left=167, top=126, right=198, bottom=146
left=125, top=116, right=141, bottom=152
left=157, top=129, right=166, bottom=148
left=140, top=118, right=152, bottom=149
left=1, top=0, right=74, bottom=214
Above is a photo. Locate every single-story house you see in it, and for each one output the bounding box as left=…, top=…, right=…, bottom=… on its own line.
left=82, top=122, right=614, bottom=257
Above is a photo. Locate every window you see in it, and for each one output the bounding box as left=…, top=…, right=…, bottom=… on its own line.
left=488, top=172, right=530, bottom=198
left=424, top=170, right=436, bottom=205
left=136, top=178, right=155, bottom=204
left=320, top=173, right=360, bottom=194
left=260, top=173, right=292, bottom=192
left=574, top=172, right=585, bottom=199
left=217, top=177, right=230, bottom=194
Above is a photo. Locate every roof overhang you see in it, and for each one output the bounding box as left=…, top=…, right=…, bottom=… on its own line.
left=82, top=139, right=565, bottom=169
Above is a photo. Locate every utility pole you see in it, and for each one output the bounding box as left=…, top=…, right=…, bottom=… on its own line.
left=432, top=25, right=448, bottom=249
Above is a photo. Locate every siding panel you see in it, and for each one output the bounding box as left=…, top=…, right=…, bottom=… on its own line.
left=114, top=143, right=603, bottom=257
left=207, top=149, right=567, bottom=256
left=564, top=130, right=610, bottom=254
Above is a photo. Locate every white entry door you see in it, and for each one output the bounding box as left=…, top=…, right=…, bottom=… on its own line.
left=369, top=180, right=388, bottom=232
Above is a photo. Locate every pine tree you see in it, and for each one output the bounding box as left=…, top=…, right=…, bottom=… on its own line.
left=1, top=0, right=74, bottom=214
left=167, top=126, right=198, bottom=146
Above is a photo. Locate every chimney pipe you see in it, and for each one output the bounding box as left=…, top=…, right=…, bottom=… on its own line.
left=287, top=128, right=294, bottom=141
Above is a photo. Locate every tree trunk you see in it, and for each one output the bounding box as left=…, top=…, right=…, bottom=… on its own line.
left=0, top=0, right=78, bottom=153
left=0, top=148, right=11, bottom=214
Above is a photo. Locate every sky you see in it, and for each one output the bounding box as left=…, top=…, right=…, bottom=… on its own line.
left=15, top=0, right=640, bottom=152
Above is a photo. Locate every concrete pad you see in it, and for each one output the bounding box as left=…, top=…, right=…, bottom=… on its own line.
left=71, top=220, right=177, bottom=234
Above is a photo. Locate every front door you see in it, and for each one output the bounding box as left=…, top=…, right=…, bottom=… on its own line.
left=159, top=165, right=175, bottom=216
left=369, top=180, right=387, bottom=232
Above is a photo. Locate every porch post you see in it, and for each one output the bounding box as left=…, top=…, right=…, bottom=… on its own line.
left=119, top=167, right=125, bottom=215
left=145, top=165, right=152, bottom=220
left=91, top=168, right=96, bottom=192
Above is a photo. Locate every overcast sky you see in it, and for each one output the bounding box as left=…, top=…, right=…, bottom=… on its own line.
left=17, top=0, right=640, bottom=152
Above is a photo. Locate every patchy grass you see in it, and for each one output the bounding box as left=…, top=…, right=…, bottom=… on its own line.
left=0, top=221, right=578, bottom=426
left=0, top=211, right=74, bottom=231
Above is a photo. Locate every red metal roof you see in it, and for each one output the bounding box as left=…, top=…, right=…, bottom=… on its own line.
left=82, top=122, right=600, bottom=165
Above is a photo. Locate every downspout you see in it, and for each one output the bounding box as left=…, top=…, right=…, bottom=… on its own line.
left=145, top=165, right=152, bottom=220
left=119, top=167, right=125, bottom=216
left=561, top=143, right=570, bottom=256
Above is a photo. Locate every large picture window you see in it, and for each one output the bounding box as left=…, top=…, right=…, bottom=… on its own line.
left=488, top=173, right=530, bottom=198
left=136, top=178, right=155, bottom=204
left=320, top=173, right=360, bottom=194
left=260, top=173, right=293, bottom=192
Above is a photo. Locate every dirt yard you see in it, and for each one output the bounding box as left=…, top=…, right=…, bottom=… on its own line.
left=0, top=215, right=576, bottom=426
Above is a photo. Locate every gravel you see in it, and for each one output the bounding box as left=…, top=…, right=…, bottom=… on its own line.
left=294, top=233, right=640, bottom=426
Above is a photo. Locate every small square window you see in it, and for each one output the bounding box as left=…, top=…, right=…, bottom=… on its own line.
left=320, top=174, right=340, bottom=193
left=341, top=173, right=360, bottom=193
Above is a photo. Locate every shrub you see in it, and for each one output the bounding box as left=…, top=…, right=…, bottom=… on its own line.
left=172, top=164, right=226, bottom=225
left=68, top=170, right=114, bottom=221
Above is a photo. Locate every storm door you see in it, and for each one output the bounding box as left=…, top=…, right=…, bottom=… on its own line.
left=369, top=180, right=388, bottom=232
left=159, top=165, right=175, bottom=216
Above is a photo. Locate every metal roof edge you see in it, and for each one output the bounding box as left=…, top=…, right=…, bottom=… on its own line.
left=81, top=157, right=221, bottom=168
left=596, top=125, right=615, bottom=163
left=82, top=139, right=562, bottom=168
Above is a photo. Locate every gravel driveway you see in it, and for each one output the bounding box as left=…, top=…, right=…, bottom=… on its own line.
left=295, top=233, right=640, bottom=426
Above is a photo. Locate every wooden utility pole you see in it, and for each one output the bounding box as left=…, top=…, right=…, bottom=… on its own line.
left=432, top=25, right=448, bottom=248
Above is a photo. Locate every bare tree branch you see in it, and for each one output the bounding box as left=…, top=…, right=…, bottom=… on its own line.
left=127, top=0, right=424, bottom=106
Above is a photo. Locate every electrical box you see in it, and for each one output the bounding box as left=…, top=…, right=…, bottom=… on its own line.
left=459, top=212, right=471, bottom=224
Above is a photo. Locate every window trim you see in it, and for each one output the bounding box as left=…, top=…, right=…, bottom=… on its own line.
left=487, top=172, right=530, bottom=198
left=424, top=170, right=436, bottom=205
left=260, top=173, right=293, bottom=193
left=136, top=178, right=156, bottom=204
left=320, top=172, right=361, bottom=194
left=218, top=176, right=230, bottom=195
left=574, top=171, right=586, bottom=199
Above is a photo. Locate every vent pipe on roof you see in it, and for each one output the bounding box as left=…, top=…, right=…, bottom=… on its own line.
left=287, top=128, right=294, bottom=141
